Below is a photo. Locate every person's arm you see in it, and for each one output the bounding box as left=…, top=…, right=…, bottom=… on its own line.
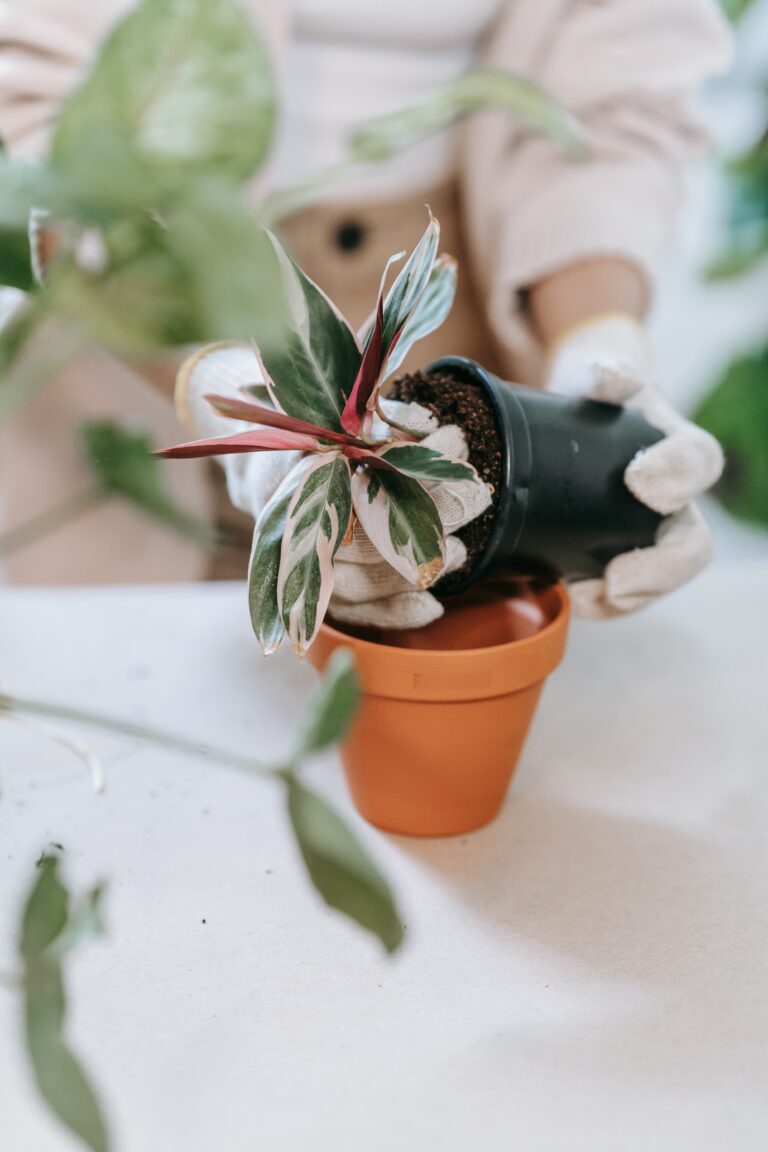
left=528, top=258, right=648, bottom=349
left=462, top=0, right=733, bottom=379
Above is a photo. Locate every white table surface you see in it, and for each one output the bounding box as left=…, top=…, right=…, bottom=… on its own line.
left=1, top=564, right=767, bottom=1152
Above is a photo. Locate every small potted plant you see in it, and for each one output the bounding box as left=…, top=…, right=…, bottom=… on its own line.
left=159, top=215, right=569, bottom=835
left=160, top=214, right=658, bottom=836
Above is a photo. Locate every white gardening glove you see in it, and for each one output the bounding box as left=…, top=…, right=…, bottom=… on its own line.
left=176, top=343, right=492, bottom=629
left=175, top=342, right=303, bottom=514
left=330, top=408, right=492, bottom=630
left=546, top=314, right=724, bottom=619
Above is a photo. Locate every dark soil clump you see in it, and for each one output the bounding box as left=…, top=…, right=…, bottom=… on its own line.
left=389, top=370, right=502, bottom=591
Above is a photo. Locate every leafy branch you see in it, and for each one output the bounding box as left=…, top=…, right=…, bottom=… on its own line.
left=14, top=854, right=110, bottom=1152
left=0, top=651, right=403, bottom=956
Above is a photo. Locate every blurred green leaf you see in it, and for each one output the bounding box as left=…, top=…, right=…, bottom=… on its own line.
left=285, top=774, right=403, bottom=954
left=47, top=240, right=200, bottom=353
left=720, top=0, right=759, bottom=21
left=349, top=67, right=586, bottom=164
left=0, top=294, right=46, bottom=379
left=19, top=855, right=110, bottom=1152
left=53, top=886, right=108, bottom=961
left=52, top=0, right=275, bottom=186
left=295, top=649, right=361, bottom=759
left=164, top=183, right=286, bottom=348
left=693, top=344, right=768, bottom=528
left=20, top=856, right=69, bottom=963
left=0, top=157, right=57, bottom=230
left=710, top=133, right=768, bottom=277
left=81, top=421, right=219, bottom=546
left=706, top=231, right=768, bottom=280
left=0, top=224, right=35, bottom=291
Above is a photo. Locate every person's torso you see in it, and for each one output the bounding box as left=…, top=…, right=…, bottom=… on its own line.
left=269, top=0, right=509, bottom=200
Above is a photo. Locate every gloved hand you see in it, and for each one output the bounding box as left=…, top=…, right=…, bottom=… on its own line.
left=331, top=417, right=491, bottom=629
left=176, top=342, right=491, bottom=629
left=546, top=313, right=724, bottom=619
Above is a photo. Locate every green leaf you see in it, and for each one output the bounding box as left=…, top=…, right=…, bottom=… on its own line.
left=20, top=856, right=69, bottom=963
left=285, top=774, right=403, bottom=953
left=24, top=967, right=110, bottom=1152
left=721, top=0, right=759, bottom=21
left=260, top=234, right=361, bottom=430
left=692, top=344, right=768, bottom=529
left=249, top=462, right=306, bottom=654
left=0, top=156, right=58, bottom=231
left=0, top=293, right=47, bottom=379
left=380, top=255, right=457, bottom=380
left=19, top=856, right=110, bottom=1152
left=52, top=0, right=275, bottom=185
left=349, top=67, right=586, bottom=165
left=81, top=421, right=219, bottom=546
left=277, top=454, right=353, bottom=655
left=351, top=467, right=446, bottom=589
left=46, top=240, right=200, bottom=353
left=0, top=224, right=35, bottom=291
left=165, top=184, right=286, bottom=348
left=295, top=648, right=360, bottom=759
left=706, top=231, right=768, bottom=281
left=378, top=443, right=478, bottom=483
left=53, top=887, right=107, bottom=961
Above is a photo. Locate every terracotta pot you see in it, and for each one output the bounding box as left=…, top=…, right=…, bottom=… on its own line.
left=307, top=579, right=569, bottom=837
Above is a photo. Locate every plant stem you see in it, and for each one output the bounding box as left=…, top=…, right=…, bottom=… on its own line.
left=0, top=693, right=273, bottom=779
left=0, top=487, right=105, bottom=559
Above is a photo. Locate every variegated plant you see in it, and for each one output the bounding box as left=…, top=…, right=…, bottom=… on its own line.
left=160, top=213, right=489, bottom=656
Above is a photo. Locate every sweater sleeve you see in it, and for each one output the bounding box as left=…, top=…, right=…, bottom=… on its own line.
left=461, top=0, right=733, bottom=380
left=0, top=0, right=133, bottom=158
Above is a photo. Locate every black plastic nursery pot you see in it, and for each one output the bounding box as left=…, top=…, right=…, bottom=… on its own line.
left=425, top=357, right=665, bottom=591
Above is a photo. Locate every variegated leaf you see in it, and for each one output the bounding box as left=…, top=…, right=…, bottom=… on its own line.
left=351, top=467, right=445, bottom=589
left=380, top=212, right=440, bottom=351
left=378, top=443, right=477, bottom=483
left=261, top=234, right=361, bottom=431
left=381, top=255, right=457, bottom=380
left=248, top=462, right=307, bottom=654
left=278, top=454, right=353, bottom=655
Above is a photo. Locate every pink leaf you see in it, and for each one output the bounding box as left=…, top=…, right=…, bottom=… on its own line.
left=340, top=292, right=385, bottom=435
left=206, top=393, right=360, bottom=446
left=340, top=251, right=403, bottom=435
left=156, top=429, right=321, bottom=459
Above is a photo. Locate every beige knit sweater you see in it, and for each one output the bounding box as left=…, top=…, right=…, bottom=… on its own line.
left=0, top=1, right=732, bottom=585
left=0, top=0, right=731, bottom=357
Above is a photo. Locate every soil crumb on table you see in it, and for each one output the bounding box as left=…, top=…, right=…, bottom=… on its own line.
left=390, top=370, right=502, bottom=591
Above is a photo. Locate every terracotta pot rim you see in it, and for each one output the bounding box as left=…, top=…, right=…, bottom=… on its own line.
left=314, top=583, right=570, bottom=703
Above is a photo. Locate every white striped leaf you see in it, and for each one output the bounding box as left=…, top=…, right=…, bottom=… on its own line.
left=261, top=235, right=361, bottom=431
left=382, top=255, right=457, bottom=380
left=380, top=212, right=440, bottom=351
left=351, top=467, right=445, bottom=589
left=377, top=443, right=477, bottom=483
left=248, top=461, right=308, bottom=655
left=277, top=454, right=353, bottom=655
